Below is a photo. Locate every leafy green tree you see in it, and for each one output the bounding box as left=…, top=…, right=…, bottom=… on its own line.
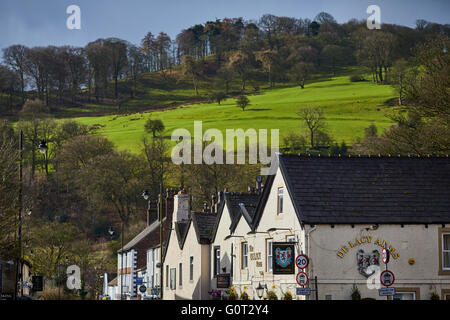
left=210, top=91, right=227, bottom=105
left=27, top=222, right=81, bottom=277
left=144, top=118, right=165, bottom=137
left=236, top=95, right=250, bottom=111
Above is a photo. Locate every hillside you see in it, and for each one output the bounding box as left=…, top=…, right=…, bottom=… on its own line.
left=73, top=74, right=397, bottom=153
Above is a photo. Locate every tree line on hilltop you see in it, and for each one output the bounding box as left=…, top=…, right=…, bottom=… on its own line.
left=1, top=12, right=449, bottom=114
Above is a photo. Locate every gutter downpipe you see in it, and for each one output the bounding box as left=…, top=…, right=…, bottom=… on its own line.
left=305, top=224, right=317, bottom=300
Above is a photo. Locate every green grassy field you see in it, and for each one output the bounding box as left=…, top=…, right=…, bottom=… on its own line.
left=73, top=75, right=397, bottom=153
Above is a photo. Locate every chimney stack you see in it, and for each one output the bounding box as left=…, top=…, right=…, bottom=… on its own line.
left=211, top=194, right=218, bottom=213
left=173, top=189, right=189, bottom=222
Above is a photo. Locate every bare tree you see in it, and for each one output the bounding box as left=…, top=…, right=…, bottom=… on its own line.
left=297, top=106, right=326, bottom=149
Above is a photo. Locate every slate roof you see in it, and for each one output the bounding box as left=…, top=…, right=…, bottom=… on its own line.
left=226, top=193, right=261, bottom=232
left=278, top=154, right=450, bottom=224
left=119, top=220, right=161, bottom=252
left=192, top=212, right=218, bottom=244
left=174, top=220, right=191, bottom=249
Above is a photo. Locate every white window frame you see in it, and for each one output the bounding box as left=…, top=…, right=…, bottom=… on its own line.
left=179, top=263, right=183, bottom=287
left=214, top=246, right=221, bottom=276
left=266, top=239, right=273, bottom=272
left=393, top=292, right=416, bottom=300
left=170, top=268, right=176, bottom=290
left=443, top=232, right=450, bottom=270
left=242, top=242, right=248, bottom=269
left=286, top=235, right=296, bottom=242
left=277, top=187, right=284, bottom=214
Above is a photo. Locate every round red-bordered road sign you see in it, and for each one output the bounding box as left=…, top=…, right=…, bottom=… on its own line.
left=295, top=254, right=309, bottom=269
left=296, top=271, right=309, bottom=286
left=380, top=270, right=395, bottom=287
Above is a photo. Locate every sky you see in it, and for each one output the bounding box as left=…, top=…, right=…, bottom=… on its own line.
left=0, top=0, right=449, bottom=51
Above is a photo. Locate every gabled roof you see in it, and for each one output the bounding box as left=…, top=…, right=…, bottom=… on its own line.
left=278, top=154, right=450, bottom=225
left=250, top=174, right=275, bottom=231
left=210, top=192, right=265, bottom=242
left=175, top=219, right=191, bottom=249
left=192, top=211, right=218, bottom=244
left=227, top=193, right=261, bottom=233
left=108, top=276, right=118, bottom=286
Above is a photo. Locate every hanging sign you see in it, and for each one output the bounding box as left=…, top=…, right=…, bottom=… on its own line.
left=296, top=272, right=309, bottom=286
left=272, top=242, right=295, bottom=275
left=380, top=270, right=395, bottom=287
left=295, top=254, right=309, bottom=269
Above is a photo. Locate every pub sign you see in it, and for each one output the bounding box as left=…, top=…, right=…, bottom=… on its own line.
left=216, top=273, right=231, bottom=288
left=272, top=242, right=295, bottom=275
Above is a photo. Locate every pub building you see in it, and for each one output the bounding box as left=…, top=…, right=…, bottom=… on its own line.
left=103, top=153, right=450, bottom=300
left=212, top=154, right=450, bottom=300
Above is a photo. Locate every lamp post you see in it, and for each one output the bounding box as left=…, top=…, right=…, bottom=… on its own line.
left=14, top=130, right=23, bottom=300
left=142, top=187, right=164, bottom=300
left=120, top=221, right=124, bottom=300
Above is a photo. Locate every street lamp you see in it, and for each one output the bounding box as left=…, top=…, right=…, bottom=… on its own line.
left=37, top=140, right=48, bottom=154
left=38, top=140, right=49, bottom=174
left=141, top=186, right=164, bottom=300
left=256, top=282, right=267, bottom=299
left=108, top=226, right=114, bottom=237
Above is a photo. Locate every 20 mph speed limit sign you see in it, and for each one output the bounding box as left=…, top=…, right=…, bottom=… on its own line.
left=296, top=254, right=309, bottom=269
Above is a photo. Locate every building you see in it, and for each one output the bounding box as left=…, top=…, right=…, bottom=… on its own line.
left=0, top=258, right=32, bottom=300
left=163, top=190, right=218, bottom=300
left=225, top=154, right=450, bottom=300
left=209, top=190, right=263, bottom=298
left=115, top=190, right=175, bottom=300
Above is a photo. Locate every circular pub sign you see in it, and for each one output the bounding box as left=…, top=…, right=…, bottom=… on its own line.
left=296, top=271, right=309, bottom=286
left=380, top=270, right=395, bottom=287
left=295, top=254, right=309, bottom=269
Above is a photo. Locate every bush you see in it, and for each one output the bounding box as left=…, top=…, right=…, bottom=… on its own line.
left=210, top=91, right=227, bottom=105
left=282, top=132, right=308, bottom=153
left=267, top=290, right=278, bottom=300
left=283, top=291, right=293, bottom=300
left=350, top=72, right=365, bottom=82
left=240, top=291, right=249, bottom=300
left=20, top=99, right=49, bottom=117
